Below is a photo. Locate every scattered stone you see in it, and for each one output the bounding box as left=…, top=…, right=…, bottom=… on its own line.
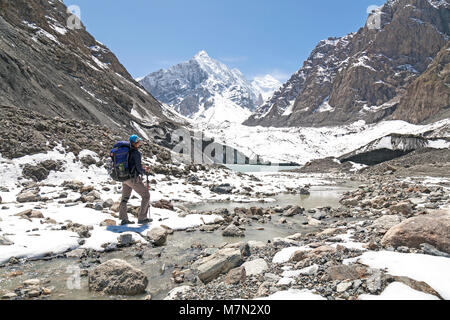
left=420, top=243, right=450, bottom=258
left=118, top=234, right=134, bottom=247
left=336, top=281, right=352, bottom=293
left=147, top=227, right=168, bottom=246
left=153, top=199, right=174, bottom=211
left=102, top=199, right=114, bottom=208
left=211, top=184, right=234, bottom=194
left=326, top=264, right=369, bottom=281
left=2, top=292, right=17, bottom=299
left=100, top=219, right=116, bottom=227
left=371, top=215, right=405, bottom=232
left=66, top=249, right=86, bottom=259
left=389, top=202, right=413, bottom=216
left=88, top=259, right=148, bottom=295
left=283, top=206, right=304, bottom=217
left=242, top=259, right=268, bottom=276
left=164, top=286, right=192, bottom=300
left=192, top=248, right=243, bottom=284
left=225, top=266, right=246, bottom=285
left=222, top=224, right=244, bottom=237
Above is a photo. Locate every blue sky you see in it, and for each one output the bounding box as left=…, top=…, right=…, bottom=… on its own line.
left=63, top=0, right=385, bottom=82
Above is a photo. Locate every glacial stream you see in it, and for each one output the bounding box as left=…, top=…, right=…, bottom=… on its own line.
left=0, top=183, right=357, bottom=300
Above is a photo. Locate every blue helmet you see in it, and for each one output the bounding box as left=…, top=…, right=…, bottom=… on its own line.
left=129, top=134, right=143, bottom=144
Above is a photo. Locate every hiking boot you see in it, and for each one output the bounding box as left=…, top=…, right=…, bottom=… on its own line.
left=138, top=218, right=153, bottom=225
left=121, top=219, right=135, bottom=226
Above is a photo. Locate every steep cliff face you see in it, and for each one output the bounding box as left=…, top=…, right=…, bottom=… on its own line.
left=392, top=42, right=450, bottom=124
left=0, top=0, right=182, bottom=132
left=244, top=0, right=449, bottom=127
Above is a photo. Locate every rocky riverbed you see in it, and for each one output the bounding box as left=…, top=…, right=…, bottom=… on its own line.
left=1, top=150, right=449, bottom=300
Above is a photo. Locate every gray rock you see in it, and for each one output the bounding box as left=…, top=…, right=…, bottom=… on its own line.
left=222, top=224, right=244, bottom=237
left=88, top=259, right=148, bottom=295
left=118, top=234, right=134, bottom=247
left=164, top=285, right=192, bottom=300
left=192, top=248, right=243, bottom=284
left=371, top=215, right=405, bottom=232
left=66, top=248, right=86, bottom=259
left=283, top=206, right=304, bottom=217
left=16, top=189, right=40, bottom=203
left=103, top=199, right=114, bottom=208
left=225, top=266, right=246, bottom=284
left=242, top=259, right=268, bottom=277
left=366, top=271, right=382, bottom=294
left=420, top=243, right=450, bottom=258
left=336, top=281, right=352, bottom=293
left=211, top=184, right=234, bottom=194
left=147, top=227, right=167, bottom=246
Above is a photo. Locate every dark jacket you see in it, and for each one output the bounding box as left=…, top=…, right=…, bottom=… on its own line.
left=128, top=147, right=144, bottom=177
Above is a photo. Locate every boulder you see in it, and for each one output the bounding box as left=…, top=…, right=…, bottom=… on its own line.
left=222, top=224, right=244, bottom=237
left=88, top=259, right=148, bottom=295
left=16, top=190, right=40, bottom=203
left=242, top=259, right=268, bottom=276
left=192, top=248, right=243, bottom=284
left=147, top=227, right=167, bottom=246
left=381, top=210, right=450, bottom=254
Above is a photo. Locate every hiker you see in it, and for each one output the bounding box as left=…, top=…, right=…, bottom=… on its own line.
left=118, top=134, right=152, bottom=226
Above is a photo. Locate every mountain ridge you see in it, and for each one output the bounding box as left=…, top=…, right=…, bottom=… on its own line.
left=244, top=0, right=449, bottom=128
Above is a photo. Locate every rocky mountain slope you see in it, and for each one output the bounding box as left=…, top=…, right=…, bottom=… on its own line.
left=0, top=0, right=185, bottom=139
left=244, top=0, right=449, bottom=127
left=139, top=51, right=279, bottom=124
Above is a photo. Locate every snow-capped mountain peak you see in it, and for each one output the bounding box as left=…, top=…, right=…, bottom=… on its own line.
left=139, top=51, right=279, bottom=125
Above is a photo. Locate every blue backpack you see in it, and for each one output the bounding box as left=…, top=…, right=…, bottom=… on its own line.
left=108, top=141, right=131, bottom=182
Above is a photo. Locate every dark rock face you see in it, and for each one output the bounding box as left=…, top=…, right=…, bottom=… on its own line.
left=393, top=42, right=450, bottom=124
left=244, top=0, right=449, bottom=127
left=0, top=0, right=183, bottom=134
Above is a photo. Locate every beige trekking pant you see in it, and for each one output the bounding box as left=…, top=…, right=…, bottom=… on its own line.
left=119, top=176, right=150, bottom=221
